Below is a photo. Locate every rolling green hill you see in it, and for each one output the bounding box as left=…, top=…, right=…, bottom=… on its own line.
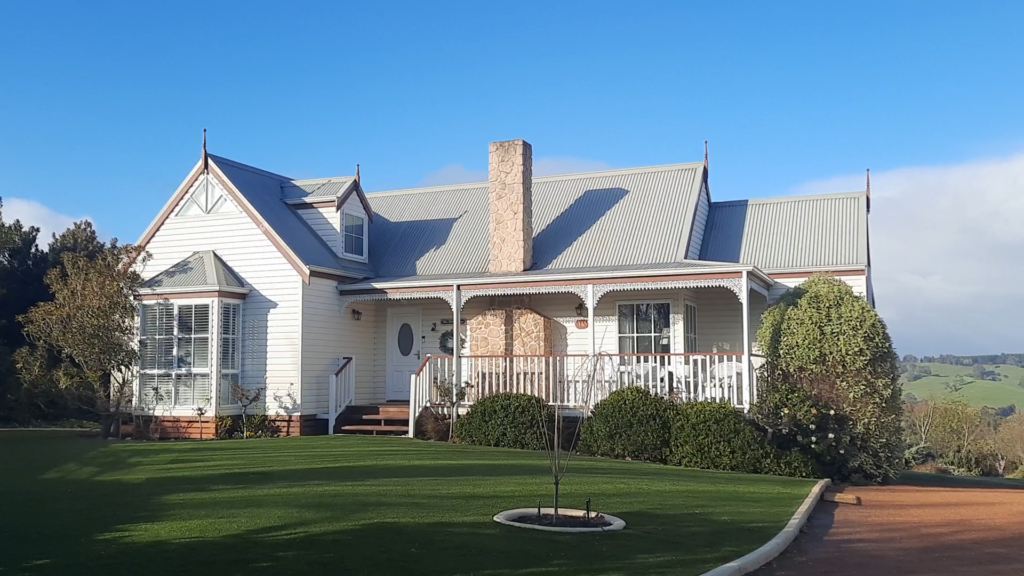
left=902, top=362, right=1024, bottom=408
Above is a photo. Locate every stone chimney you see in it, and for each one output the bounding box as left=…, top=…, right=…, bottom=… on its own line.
left=488, top=139, right=533, bottom=273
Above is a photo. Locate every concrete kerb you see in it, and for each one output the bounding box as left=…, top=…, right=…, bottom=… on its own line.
left=700, top=478, right=831, bottom=576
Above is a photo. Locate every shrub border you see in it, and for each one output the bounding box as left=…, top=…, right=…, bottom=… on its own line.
left=700, top=478, right=831, bottom=576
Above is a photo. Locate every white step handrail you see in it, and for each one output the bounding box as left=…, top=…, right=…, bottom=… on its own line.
left=327, top=357, right=354, bottom=436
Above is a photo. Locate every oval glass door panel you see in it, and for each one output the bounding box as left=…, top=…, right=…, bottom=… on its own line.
left=397, top=323, right=414, bottom=356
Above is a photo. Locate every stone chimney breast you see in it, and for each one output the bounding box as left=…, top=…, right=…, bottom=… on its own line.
left=488, top=139, right=533, bottom=273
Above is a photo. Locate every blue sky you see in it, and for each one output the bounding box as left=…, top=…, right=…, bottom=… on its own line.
left=2, top=1, right=1023, bottom=355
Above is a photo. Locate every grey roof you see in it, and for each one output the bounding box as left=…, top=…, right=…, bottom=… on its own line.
left=365, top=163, right=706, bottom=279
left=281, top=177, right=356, bottom=200
left=700, top=192, right=869, bottom=271
left=142, top=251, right=246, bottom=290
left=338, top=260, right=739, bottom=289
left=208, top=155, right=374, bottom=277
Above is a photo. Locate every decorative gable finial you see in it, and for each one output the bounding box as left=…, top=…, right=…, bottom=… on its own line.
left=703, top=140, right=708, bottom=169
left=202, top=128, right=208, bottom=173
left=866, top=168, right=871, bottom=214
left=356, top=163, right=360, bottom=185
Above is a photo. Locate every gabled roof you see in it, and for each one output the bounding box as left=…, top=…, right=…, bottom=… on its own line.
left=141, top=251, right=248, bottom=293
left=699, top=191, right=869, bottom=271
left=365, top=162, right=707, bottom=280
left=207, top=155, right=375, bottom=278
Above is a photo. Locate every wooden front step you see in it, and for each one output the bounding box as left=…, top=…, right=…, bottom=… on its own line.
left=336, top=404, right=409, bottom=436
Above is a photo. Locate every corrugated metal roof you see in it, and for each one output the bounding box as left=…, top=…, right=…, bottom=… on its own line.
left=281, top=177, right=356, bottom=199
left=366, top=163, right=705, bottom=278
left=142, top=251, right=246, bottom=290
left=700, top=192, right=868, bottom=271
left=209, top=155, right=374, bottom=277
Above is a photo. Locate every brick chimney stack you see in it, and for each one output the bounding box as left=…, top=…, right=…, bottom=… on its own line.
left=487, top=139, right=533, bottom=273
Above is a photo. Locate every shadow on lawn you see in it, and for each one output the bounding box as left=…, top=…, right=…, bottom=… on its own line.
left=0, top=436, right=794, bottom=576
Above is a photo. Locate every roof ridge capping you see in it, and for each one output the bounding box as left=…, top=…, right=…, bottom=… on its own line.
left=365, top=160, right=705, bottom=197
left=712, top=190, right=867, bottom=206
left=208, top=154, right=292, bottom=181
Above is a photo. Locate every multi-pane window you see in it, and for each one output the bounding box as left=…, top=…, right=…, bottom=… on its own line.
left=220, top=302, right=241, bottom=405
left=684, top=302, right=698, bottom=353
left=138, top=302, right=213, bottom=408
left=343, top=212, right=365, bottom=258
left=617, top=303, right=672, bottom=356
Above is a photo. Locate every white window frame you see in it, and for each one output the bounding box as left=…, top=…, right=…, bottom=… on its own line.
left=219, top=301, right=242, bottom=407
left=615, top=300, right=674, bottom=361
left=137, top=299, right=216, bottom=411
left=340, top=209, right=368, bottom=262
left=683, top=301, right=698, bottom=353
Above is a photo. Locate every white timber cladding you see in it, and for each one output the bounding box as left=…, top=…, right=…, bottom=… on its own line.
left=768, top=274, right=868, bottom=302
left=300, top=276, right=377, bottom=413
left=686, top=181, right=710, bottom=260
left=140, top=175, right=302, bottom=415
left=354, top=288, right=749, bottom=404
left=296, top=206, right=340, bottom=255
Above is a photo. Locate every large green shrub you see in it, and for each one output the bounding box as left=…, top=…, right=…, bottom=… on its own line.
left=753, top=274, right=903, bottom=483
left=579, top=386, right=675, bottom=463
left=452, top=393, right=553, bottom=451
left=669, top=401, right=815, bottom=477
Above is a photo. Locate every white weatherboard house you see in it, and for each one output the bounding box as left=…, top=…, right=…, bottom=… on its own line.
left=133, top=139, right=874, bottom=438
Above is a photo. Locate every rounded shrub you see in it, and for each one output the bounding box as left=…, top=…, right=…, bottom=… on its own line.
left=669, top=401, right=815, bottom=477
left=452, top=393, right=553, bottom=451
left=753, top=274, right=903, bottom=483
left=579, top=386, right=675, bottom=463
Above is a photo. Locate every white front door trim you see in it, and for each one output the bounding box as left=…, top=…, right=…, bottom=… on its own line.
left=385, top=307, right=421, bottom=401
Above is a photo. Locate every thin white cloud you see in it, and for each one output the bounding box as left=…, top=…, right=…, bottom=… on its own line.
left=2, top=197, right=89, bottom=247
left=419, top=164, right=487, bottom=187
left=792, top=153, right=1024, bottom=356
left=533, top=157, right=612, bottom=177
left=419, top=157, right=612, bottom=186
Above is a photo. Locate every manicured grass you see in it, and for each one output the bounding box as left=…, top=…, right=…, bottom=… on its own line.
left=0, top=431, right=815, bottom=576
left=903, top=362, right=1024, bottom=408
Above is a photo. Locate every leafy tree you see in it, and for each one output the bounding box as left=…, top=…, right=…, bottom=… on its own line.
left=16, top=243, right=148, bottom=437
left=48, top=221, right=104, bottom=269
left=753, top=274, right=903, bottom=483
left=994, top=414, right=1024, bottom=476
left=971, top=364, right=986, bottom=380
left=902, top=354, right=919, bottom=363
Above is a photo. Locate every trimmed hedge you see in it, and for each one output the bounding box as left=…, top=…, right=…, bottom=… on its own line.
left=579, top=386, right=675, bottom=463
left=668, top=401, right=815, bottom=477
left=452, top=393, right=553, bottom=451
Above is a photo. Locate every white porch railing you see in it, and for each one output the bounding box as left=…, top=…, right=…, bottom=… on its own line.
left=409, top=352, right=750, bottom=431
left=320, top=357, right=354, bottom=435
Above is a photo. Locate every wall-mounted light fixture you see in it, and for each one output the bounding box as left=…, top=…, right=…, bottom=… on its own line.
left=351, top=309, right=363, bottom=321
left=575, top=302, right=587, bottom=317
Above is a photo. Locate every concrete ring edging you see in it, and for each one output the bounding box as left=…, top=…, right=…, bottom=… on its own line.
left=493, top=508, right=627, bottom=533
left=700, top=478, right=832, bottom=576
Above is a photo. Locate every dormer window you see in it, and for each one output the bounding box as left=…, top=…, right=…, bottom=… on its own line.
left=342, top=211, right=366, bottom=260
left=177, top=175, right=234, bottom=216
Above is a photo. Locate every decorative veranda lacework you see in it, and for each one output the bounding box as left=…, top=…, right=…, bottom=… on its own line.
left=336, top=276, right=746, bottom=313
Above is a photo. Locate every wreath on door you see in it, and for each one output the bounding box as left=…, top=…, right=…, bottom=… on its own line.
left=439, top=330, right=465, bottom=355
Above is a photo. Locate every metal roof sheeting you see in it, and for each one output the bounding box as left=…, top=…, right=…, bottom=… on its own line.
left=209, top=155, right=373, bottom=277
left=281, top=177, right=355, bottom=199
left=700, top=192, right=868, bottom=271
left=142, top=251, right=246, bottom=290
left=366, top=163, right=705, bottom=279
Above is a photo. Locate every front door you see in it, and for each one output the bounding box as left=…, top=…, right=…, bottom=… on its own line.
left=386, top=308, right=421, bottom=401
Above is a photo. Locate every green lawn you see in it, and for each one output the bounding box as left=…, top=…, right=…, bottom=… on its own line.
left=903, top=362, right=1024, bottom=407
left=0, top=431, right=815, bottom=576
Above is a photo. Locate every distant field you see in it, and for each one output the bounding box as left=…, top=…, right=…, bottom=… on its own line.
left=902, top=362, right=1024, bottom=408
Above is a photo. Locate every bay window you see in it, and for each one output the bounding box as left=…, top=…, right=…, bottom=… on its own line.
left=138, top=300, right=236, bottom=409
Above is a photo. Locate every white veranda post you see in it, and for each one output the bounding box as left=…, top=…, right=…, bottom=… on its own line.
left=451, top=284, right=461, bottom=423
left=587, top=284, right=596, bottom=355
left=741, top=271, right=751, bottom=409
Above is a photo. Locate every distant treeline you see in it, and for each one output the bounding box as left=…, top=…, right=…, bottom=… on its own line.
left=903, top=354, right=1024, bottom=367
